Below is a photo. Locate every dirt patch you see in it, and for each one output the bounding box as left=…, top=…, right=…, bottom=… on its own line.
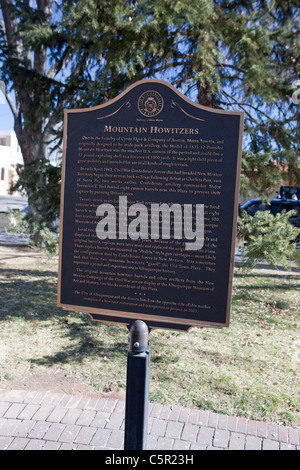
left=1, top=368, right=126, bottom=400
left=2, top=369, right=99, bottom=395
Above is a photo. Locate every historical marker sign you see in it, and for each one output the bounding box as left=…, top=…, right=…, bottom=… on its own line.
left=58, top=79, right=243, bottom=330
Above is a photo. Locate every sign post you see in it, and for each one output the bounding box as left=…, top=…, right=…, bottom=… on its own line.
left=57, top=79, right=243, bottom=449
left=124, top=320, right=150, bottom=450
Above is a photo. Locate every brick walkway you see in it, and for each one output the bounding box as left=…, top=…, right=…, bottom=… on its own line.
left=0, top=389, right=298, bottom=450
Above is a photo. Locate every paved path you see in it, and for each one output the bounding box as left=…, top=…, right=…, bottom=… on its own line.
left=0, top=195, right=27, bottom=213
left=0, top=389, right=298, bottom=450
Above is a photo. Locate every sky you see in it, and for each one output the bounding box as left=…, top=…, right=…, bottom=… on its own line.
left=0, top=94, right=14, bottom=131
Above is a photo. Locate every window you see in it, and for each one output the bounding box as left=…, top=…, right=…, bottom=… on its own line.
left=1, top=168, right=5, bottom=180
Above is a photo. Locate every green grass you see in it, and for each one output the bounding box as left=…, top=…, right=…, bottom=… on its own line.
left=0, top=243, right=299, bottom=426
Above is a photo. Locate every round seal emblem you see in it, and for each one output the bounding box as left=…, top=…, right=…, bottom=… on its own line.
left=137, top=90, right=164, bottom=117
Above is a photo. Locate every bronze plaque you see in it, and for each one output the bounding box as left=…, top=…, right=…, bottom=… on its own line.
left=58, top=80, right=243, bottom=330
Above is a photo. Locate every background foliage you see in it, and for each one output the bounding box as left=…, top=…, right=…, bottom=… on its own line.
left=238, top=209, right=299, bottom=268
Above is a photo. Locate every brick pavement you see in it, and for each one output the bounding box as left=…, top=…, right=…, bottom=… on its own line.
left=0, top=389, right=298, bottom=450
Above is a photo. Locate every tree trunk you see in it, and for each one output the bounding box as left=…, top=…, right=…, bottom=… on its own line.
left=197, top=82, right=213, bottom=107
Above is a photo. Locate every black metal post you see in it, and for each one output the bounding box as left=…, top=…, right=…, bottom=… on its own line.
left=124, top=320, right=150, bottom=450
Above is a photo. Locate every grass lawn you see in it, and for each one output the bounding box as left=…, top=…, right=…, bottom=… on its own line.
left=0, top=242, right=299, bottom=426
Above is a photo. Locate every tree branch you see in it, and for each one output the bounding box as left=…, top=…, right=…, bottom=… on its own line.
left=0, top=0, right=21, bottom=54
left=0, top=81, right=18, bottom=119
left=221, top=89, right=280, bottom=125
left=34, top=0, right=53, bottom=75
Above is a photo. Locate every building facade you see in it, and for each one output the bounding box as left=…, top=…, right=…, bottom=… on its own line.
left=0, top=130, right=23, bottom=196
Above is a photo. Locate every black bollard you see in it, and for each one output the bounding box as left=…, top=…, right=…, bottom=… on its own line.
left=124, top=320, right=150, bottom=450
